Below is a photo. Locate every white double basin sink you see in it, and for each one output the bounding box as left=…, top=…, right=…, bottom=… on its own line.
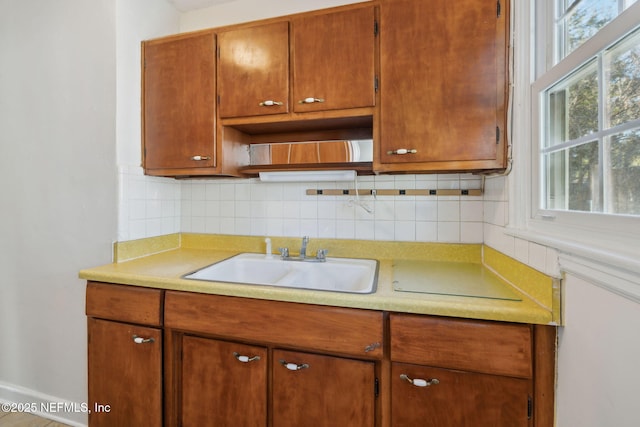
left=183, top=253, right=378, bottom=294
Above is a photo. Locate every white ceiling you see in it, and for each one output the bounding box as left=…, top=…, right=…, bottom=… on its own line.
left=167, top=0, right=236, bottom=12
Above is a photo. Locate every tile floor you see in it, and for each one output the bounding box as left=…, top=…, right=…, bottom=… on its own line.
left=0, top=410, right=72, bottom=426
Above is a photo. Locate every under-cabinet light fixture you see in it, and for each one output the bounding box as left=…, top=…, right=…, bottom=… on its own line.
left=259, top=170, right=357, bottom=182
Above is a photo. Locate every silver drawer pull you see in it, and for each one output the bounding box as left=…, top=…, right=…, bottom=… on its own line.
left=259, top=100, right=284, bottom=106
left=298, top=97, right=325, bottom=104
left=191, top=155, right=211, bottom=161
left=400, top=374, right=439, bottom=387
left=132, top=335, right=154, bottom=344
left=279, top=359, right=309, bottom=371
left=233, top=352, right=261, bottom=363
left=387, top=148, right=417, bottom=155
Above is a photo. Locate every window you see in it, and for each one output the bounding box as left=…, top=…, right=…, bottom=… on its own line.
left=523, top=0, right=640, bottom=262
left=543, top=29, right=640, bottom=215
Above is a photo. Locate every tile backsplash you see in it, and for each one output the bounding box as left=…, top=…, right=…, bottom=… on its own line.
left=118, top=166, right=486, bottom=243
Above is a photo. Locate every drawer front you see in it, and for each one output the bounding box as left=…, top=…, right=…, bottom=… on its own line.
left=165, top=291, right=384, bottom=358
left=390, top=313, right=532, bottom=378
left=86, top=282, right=163, bottom=326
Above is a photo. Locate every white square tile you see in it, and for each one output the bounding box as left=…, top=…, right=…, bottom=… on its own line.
left=355, top=220, right=375, bottom=240
left=266, top=218, right=284, bottom=236
left=232, top=181, right=248, bottom=201
left=416, top=221, right=438, bottom=241
left=514, top=237, right=529, bottom=264
left=191, top=183, right=207, bottom=201
left=374, top=199, right=394, bottom=221
left=300, top=200, right=318, bottom=219
left=395, top=221, right=416, bottom=241
left=317, top=200, right=336, bottom=219
left=318, top=219, right=337, bottom=238
left=205, top=183, right=220, bottom=201
left=437, top=201, right=460, bottom=222
left=282, top=218, right=301, bottom=237
left=528, top=241, right=548, bottom=273
left=205, top=217, right=221, bottom=234
left=460, top=200, right=483, bottom=222
left=282, top=201, right=301, bottom=219
left=460, top=222, right=483, bottom=243
left=249, top=200, right=267, bottom=218
left=437, top=222, right=460, bottom=242
left=299, top=219, right=319, bottom=237
left=266, top=200, right=284, bottom=219
left=374, top=220, right=394, bottom=240
left=416, top=200, right=437, bottom=221
left=395, top=200, right=416, bottom=221
left=336, top=220, right=356, bottom=239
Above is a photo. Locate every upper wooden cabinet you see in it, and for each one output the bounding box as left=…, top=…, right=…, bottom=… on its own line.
left=143, top=32, right=249, bottom=177
left=218, top=21, right=290, bottom=118
left=143, top=32, right=217, bottom=172
left=291, top=5, right=377, bottom=113
left=217, top=4, right=377, bottom=120
left=376, top=0, right=509, bottom=173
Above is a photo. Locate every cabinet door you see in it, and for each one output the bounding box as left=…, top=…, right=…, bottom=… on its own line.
left=391, top=362, right=531, bottom=427
left=88, top=318, right=162, bottom=427
left=180, top=336, right=267, bottom=427
left=143, top=33, right=216, bottom=170
left=292, top=6, right=376, bottom=113
left=218, top=22, right=289, bottom=118
left=273, top=349, right=376, bottom=427
left=378, top=0, right=507, bottom=170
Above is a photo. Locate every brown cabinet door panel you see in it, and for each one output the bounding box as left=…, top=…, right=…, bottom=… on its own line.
left=143, top=33, right=216, bottom=170
left=218, top=22, right=289, bottom=118
left=391, top=363, right=531, bottom=427
left=180, top=336, right=268, bottom=427
left=380, top=0, right=505, bottom=165
left=88, top=318, right=162, bottom=427
left=273, top=349, right=376, bottom=427
left=390, top=313, right=533, bottom=378
left=293, top=6, right=376, bottom=113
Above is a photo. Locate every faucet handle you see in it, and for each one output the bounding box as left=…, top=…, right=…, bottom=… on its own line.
left=316, top=249, right=328, bottom=261
left=278, top=247, right=289, bottom=258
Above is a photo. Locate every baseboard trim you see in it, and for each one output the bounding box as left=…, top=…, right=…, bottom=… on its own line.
left=0, top=381, right=87, bottom=427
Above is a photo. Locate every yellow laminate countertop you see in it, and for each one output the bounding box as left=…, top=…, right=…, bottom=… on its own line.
left=79, top=233, right=560, bottom=325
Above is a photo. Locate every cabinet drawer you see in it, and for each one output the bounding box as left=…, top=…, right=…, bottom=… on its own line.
left=86, top=282, right=163, bottom=326
left=165, top=291, right=384, bottom=358
left=390, top=313, right=532, bottom=378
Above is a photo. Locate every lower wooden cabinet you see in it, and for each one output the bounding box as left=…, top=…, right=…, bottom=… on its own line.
left=86, top=282, right=555, bottom=427
left=87, top=318, right=162, bottom=427
left=272, top=349, right=376, bottom=427
left=180, top=336, right=267, bottom=427
left=86, top=282, right=163, bottom=427
left=391, top=363, right=531, bottom=427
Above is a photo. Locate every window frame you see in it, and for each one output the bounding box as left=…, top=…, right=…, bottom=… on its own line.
left=509, top=0, right=640, bottom=275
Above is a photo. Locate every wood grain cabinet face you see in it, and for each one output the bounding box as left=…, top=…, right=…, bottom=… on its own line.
left=292, top=6, right=377, bottom=113
left=218, top=5, right=376, bottom=121
left=180, top=336, right=268, bottom=427
left=218, top=22, right=290, bottom=118
left=390, top=313, right=534, bottom=427
left=391, top=363, right=531, bottom=427
left=273, top=349, right=376, bottom=427
left=377, top=0, right=509, bottom=172
left=142, top=32, right=216, bottom=172
left=87, top=318, right=162, bottom=427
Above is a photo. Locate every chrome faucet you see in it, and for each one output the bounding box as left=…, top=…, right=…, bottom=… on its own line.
left=300, top=236, right=309, bottom=259
left=278, top=236, right=327, bottom=262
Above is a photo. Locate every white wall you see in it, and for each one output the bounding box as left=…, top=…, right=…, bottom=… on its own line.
left=0, top=0, right=117, bottom=425
left=556, top=274, right=640, bottom=427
